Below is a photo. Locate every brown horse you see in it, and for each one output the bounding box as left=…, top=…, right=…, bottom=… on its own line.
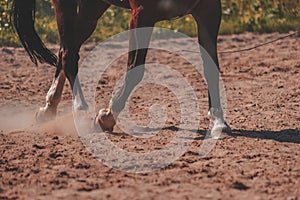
left=12, top=0, right=231, bottom=137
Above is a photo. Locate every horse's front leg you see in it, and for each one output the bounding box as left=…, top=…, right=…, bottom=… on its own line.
left=66, top=1, right=110, bottom=112
left=192, top=1, right=231, bottom=138
left=96, top=6, right=155, bottom=132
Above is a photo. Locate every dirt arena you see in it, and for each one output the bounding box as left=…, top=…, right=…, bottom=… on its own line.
left=0, top=32, right=299, bottom=199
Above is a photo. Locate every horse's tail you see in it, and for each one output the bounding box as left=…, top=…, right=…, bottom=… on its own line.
left=12, top=0, right=57, bottom=67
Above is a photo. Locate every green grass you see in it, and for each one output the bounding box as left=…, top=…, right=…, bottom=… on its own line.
left=1, top=0, right=299, bottom=46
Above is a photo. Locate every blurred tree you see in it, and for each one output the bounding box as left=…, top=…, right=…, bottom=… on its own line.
left=0, top=0, right=9, bottom=29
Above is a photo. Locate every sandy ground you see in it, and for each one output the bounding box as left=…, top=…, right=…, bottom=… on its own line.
left=0, top=32, right=299, bottom=199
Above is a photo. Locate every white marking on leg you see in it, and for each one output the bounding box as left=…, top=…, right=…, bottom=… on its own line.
left=36, top=71, right=66, bottom=122
left=45, top=71, right=66, bottom=109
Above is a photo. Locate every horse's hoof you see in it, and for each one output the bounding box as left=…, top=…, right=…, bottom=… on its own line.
left=94, top=109, right=116, bottom=132
left=208, top=108, right=232, bottom=139
left=210, top=121, right=232, bottom=139
left=35, top=107, right=56, bottom=123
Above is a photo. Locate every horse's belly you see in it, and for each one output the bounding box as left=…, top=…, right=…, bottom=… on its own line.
left=150, top=0, right=198, bottom=20
left=103, top=0, right=198, bottom=21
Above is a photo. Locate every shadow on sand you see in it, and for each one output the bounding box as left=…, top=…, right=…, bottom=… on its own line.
left=111, top=126, right=300, bottom=144
left=231, top=129, right=300, bottom=144
left=165, top=126, right=300, bottom=144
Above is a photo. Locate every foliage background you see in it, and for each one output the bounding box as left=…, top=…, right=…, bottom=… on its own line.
left=0, top=0, right=299, bottom=46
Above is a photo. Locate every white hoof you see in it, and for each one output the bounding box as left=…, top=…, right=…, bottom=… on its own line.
left=208, top=108, right=232, bottom=139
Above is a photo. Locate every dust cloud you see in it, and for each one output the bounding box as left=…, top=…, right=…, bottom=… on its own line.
left=0, top=105, right=77, bottom=136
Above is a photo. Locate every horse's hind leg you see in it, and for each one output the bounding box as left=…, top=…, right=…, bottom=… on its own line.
left=192, top=0, right=231, bottom=137
left=36, top=0, right=110, bottom=122
left=36, top=50, right=66, bottom=122
left=95, top=6, right=155, bottom=131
